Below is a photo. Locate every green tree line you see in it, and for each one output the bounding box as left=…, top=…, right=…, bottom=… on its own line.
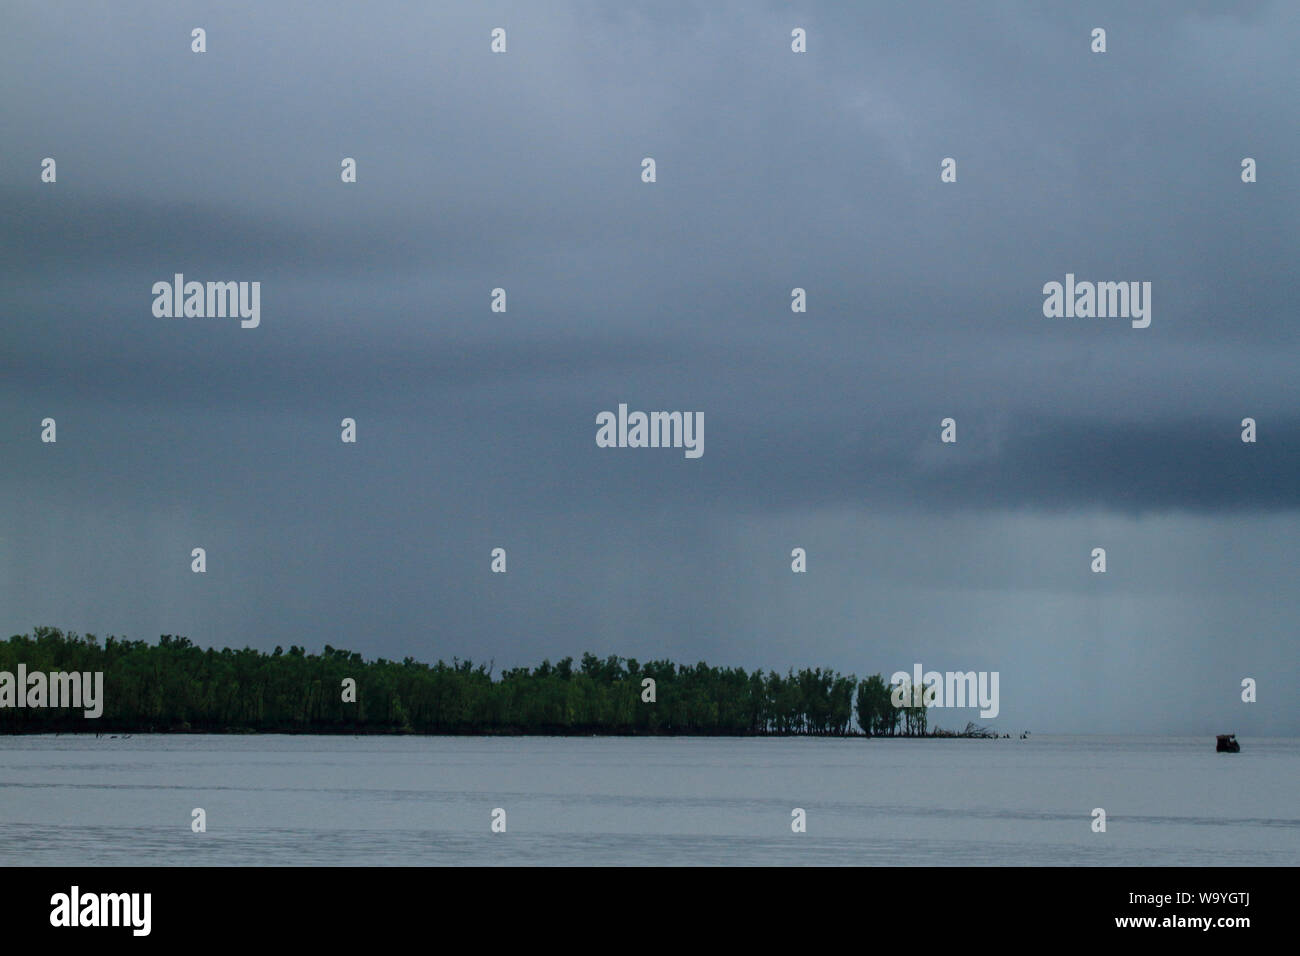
left=0, top=627, right=933, bottom=736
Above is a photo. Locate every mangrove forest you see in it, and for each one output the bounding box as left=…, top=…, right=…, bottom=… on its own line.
left=0, top=627, right=945, bottom=736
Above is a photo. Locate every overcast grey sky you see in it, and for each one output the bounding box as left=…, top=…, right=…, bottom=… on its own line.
left=2, top=1, right=1297, bottom=733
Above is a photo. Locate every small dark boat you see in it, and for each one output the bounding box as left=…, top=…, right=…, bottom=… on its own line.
left=1216, top=734, right=1240, bottom=753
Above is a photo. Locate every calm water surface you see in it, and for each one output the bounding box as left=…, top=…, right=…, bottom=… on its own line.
left=1, top=735, right=1296, bottom=865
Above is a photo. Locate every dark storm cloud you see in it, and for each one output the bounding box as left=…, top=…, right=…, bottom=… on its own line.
left=2, top=1, right=1297, bottom=731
